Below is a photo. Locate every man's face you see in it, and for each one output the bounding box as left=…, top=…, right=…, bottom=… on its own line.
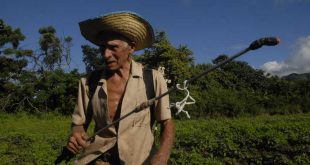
left=99, top=35, right=135, bottom=71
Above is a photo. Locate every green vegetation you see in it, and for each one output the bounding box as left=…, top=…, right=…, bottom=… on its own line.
left=0, top=113, right=309, bottom=164
left=0, top=113, right=71, bottom=164
left=172, top=114, right=310, bottom=164
left=1, top=19, right=309, bottom=117
left=1, top=17, right=310, bottom=165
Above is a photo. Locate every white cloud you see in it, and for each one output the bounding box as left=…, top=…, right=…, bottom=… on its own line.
left=261, top=36, right=310, bottom=77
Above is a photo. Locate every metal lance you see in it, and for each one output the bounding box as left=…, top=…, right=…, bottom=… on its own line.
left=55, top=37, right=280, bottom=164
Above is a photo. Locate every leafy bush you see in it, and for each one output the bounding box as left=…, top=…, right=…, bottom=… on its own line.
left=171, top=114, right=310, bottom=164
left=1, top=113, right=309, bottom=164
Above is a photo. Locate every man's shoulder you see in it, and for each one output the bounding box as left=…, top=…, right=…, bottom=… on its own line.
left=131, top=60, right=166, bottom=81
left=78, top=69, right=105, bottom=86
left=131, top=60, right=144, bottom=71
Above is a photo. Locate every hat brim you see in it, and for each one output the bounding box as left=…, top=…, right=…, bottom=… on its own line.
left=79, top=12, right=154, bottom=51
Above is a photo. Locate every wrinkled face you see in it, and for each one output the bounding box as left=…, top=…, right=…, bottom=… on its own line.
left=99, top=34, right=135, bottom=71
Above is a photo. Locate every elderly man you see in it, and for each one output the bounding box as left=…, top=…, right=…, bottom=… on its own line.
left=66, top=11, right=175, bottom=165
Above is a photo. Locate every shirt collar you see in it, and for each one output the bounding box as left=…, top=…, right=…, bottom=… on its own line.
left=130, top=59, right=143, bottom=78
left=99, top=59, right=143, bottom=83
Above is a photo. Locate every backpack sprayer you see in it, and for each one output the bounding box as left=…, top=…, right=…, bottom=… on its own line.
left=55, top=37, right=280, bottom=164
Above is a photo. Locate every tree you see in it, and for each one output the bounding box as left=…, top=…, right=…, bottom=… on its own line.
left=135, top=31, right=194, bottom=86
left=32, top=26, right=72, bottom=72
left=81, top=45, right=104, bottom=73
left=213, top=54, right=269, bottom=91
left=0, top=19, right=33, bottom=112
left=0, top=19, right=33, bottom=81
left=0, top=21, right=80, bottom=114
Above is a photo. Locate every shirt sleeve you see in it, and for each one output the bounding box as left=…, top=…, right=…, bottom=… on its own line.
left=72, top=77, right=90, bottom=126
left=153, top=70, right=172, bottom=121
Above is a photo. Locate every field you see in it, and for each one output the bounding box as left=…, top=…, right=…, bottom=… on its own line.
left=0, top=113, right=309, bottom=164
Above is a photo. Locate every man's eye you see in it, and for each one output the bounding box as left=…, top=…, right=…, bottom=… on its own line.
left=99, top=45, right=118, bottom=52
left=108, top=45, right=117, bottom=50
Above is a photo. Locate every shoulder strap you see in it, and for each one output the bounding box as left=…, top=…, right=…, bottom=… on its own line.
left=84, top=70, right=103, bottom=130
left=143, top=68, right=156, bottom=127
left=88, top=70, right=103, bottom=98
left=143, top=69, right=155, bottom=101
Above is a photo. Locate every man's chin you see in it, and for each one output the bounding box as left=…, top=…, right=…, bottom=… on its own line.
left=106, top=63, right=118, bottom=70
left=106, top=66, right=119, bottom=71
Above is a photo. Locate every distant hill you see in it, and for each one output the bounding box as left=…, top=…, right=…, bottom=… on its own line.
left=282, top=73, right=310, bottom=80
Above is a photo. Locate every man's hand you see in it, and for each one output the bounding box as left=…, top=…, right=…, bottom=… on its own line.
left=151, top=119, right=175, bottom=165
left=66, top=125, right=87, bottom=154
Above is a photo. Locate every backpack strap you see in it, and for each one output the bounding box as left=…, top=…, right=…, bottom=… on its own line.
left=84, top=70, right=103, bottom=130
left=88, top=70, right=103, bottom=97
left=142, top=69, right=156, bottom=128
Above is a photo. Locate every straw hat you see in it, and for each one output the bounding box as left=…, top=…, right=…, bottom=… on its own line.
left=79, top=11, right=154, bottom=51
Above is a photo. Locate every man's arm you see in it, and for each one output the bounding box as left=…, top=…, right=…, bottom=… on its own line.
left=151, top=118, right=175, bottom=165
left=67, top=78, right=90, bottom=154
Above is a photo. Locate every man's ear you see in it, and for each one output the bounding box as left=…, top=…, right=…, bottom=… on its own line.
left=128, top=42, right=136, bottom=53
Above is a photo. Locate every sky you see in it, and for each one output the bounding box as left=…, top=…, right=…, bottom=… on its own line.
left=2, top=0, right=310, bottom=76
